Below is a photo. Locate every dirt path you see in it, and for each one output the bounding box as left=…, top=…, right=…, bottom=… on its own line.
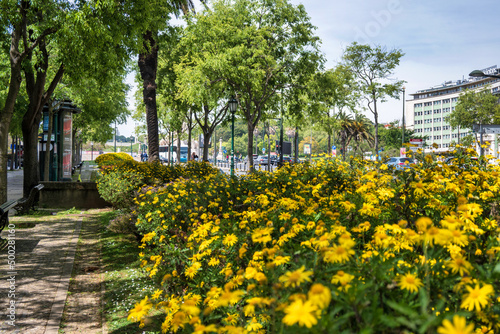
left=59, top=214, right=105, bottom=334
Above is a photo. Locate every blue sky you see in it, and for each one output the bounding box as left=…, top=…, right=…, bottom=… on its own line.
left=118, top=0, right=499, bottom=135
left=290, top=0, right=500, bottom=123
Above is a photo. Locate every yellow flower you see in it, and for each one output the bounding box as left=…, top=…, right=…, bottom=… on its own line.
left=279, top=212, right=292, bottom=221
left=272, top=255, right=290, bottom=266
left=283, top=299, right=318, bottom=328
left=127, top=296, right=152, bottom=322
left=141, top=231, right=156, bottom=243
left=251, top=227, right=274, bottom=244
left=323, top=244, right=355, bottom=264
left=223, top=234, right=238, bottom=247
left=223, top=312, right=239, bottom=326
left=279, top=266, right=313, bottom=288
left=437, top=315, right=474, bottom=334
left=331, top=271, right=355, bottom=292
left=245, top=317, right=263, bottom=331
left=460, top=284, right=494, bottom=311
left=185, top=262, right=202, bottom=279
left=151, top=289, right=163, bottom=300
left=307, top=284, right=331, bottom=309
left=208, top=257, right=220, bottom=266
left=398, top=273, right=424, bottom=293
left=446, top=255, right=473, bottom=276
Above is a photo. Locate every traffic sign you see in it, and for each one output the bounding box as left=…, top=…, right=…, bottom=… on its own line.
left=262, top=147, right=265, bottom=153
left=223, top=149, right=227, bottom=154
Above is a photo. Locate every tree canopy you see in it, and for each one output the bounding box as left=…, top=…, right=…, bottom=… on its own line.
left=175, top=0, right=323, bottom=170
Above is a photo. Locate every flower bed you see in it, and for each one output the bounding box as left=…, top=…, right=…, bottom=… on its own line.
left=124, top=155, right=499, bottom=333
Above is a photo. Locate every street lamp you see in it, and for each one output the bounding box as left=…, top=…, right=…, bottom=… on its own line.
left=91, top=142, right=94, bottom=161
left=402, top=86, right=406, bottom=146
left=228, top=96, right=238, bottom=177
left=469, top=70, right=500, bottom=79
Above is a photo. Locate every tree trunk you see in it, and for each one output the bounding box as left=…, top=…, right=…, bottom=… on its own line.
left=203, top=131, right=211, bottom=161
left=138, top=30, right=160, bottom=163
left=22, top=108, right=42, bottom=198
left=187, top=109, right=192, bottom=161
left=373, top=94, right=379, bottom=156
left=247, top=122, right=255, bottom=172
left=176, top=129, right=181, bottom=164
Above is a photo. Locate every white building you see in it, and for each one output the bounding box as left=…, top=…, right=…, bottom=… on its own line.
left=406, top=65, right=500, bottom=155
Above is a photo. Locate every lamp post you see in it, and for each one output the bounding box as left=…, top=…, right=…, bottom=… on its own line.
left=91, top=142, right=93, bottom=161
left=402, top=86, right=406, bottom=146
left=469, top=70, right=500, bottom=156
left=228, top=96, right=238, bottom=177
left=469, top=70, right=500, bottom=80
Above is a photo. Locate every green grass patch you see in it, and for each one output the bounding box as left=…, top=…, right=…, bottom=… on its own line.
left=99, top=210, right=163, bottom=334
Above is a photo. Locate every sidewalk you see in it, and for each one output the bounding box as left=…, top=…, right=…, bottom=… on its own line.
left=0, top=169, right=82, bottom=334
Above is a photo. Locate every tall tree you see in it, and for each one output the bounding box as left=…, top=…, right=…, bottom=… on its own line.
left=175, top=0, right=323, bottom=171
left=133, top=1, right=198, bottom=162
left=342, top=43, right=404, bottom=155
left=310, top=65, right=358, bottom=155
left=0, top=1, right=62, bottom=202
left=18, top=1, right=129, bottom=197
left=448, top=86, right=500, bottom=154
left=449, top=87, right=500, bottom=130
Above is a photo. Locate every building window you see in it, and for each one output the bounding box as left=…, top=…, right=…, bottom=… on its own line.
left=433, top=127, right=441, bottom=131
left=414, top=111, right=423, bottom=116
left=443, top=99, right=450, bottom=103
left=424, top=102, right=432, bottom=106
left=434, top=101, right=441, bottom=105
left=414, top=103, right=422, bottom=108
left=434, top=118, right=441, bottom=122
left=424, top=110, right=432, bottom=115
left=442, top=125, right=450, bottom=130
left=443, top=108, right=450, bottom=113
left=434, top=109, right=441, bottom=114
left=451, top=97, right=458, bottom=102
left=425, top=127, right=432, bottom=132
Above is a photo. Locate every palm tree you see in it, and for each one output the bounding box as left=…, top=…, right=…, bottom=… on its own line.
left=348, top=113, right=374, bottom=157
left=335, top=111, right=354, bottom=160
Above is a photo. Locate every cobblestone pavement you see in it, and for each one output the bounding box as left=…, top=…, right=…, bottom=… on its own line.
left=0, top=215, right=82, bottom=334
left=0, top=169, right=83, bottom=334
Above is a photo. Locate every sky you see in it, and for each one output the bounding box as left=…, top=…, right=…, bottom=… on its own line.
left=117, top=0, right=500, bottom=136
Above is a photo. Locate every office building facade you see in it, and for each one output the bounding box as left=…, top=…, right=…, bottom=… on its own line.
left=406, top=65, right=500, bottom=154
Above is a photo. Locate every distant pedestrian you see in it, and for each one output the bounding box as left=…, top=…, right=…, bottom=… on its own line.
left=191, top=152, right=196, bottom=161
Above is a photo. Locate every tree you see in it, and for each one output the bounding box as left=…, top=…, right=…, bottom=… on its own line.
left=449, top=87, right=500, bottom=155
left=17, top=1, right=129, bottom=197
left=342, top=43, right=405, bottom=156
left=309, top=65, right=358, bottom=156
left=449, top=86, right=500, bottom=136
left=175, top=0, right=323, bottom=171
left=0, top=1, right=63, bottom=202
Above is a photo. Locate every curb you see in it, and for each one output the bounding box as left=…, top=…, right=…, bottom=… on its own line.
left=44, top=218, right=82, bottom=334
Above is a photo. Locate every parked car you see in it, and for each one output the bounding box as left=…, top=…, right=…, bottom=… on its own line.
left=255, top=155, right=269, bottom=165
left=386, top=157, right=415, bottom=170
left=282, top=156, right=295, bottom=164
